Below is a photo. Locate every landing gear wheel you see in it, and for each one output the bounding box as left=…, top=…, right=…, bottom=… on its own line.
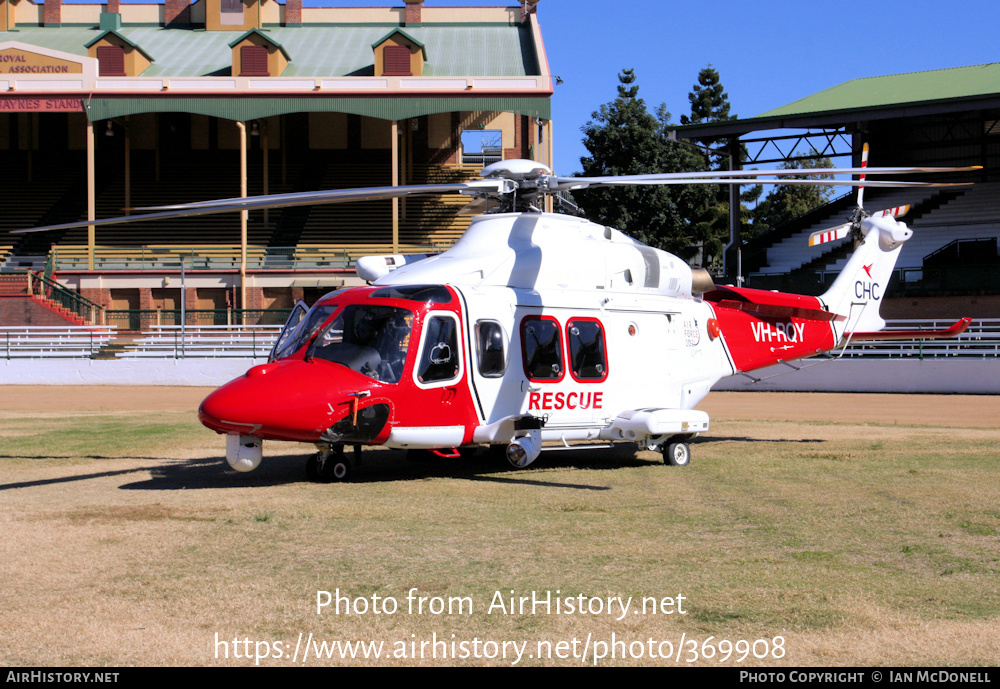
left=307, top=448, right=352, bottom=483
left=322, top=457, right=351, bottom=482
left=663, top=441, right=691, bottom=467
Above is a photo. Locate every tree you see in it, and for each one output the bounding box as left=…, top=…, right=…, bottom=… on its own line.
left=749, top=152, right=836, bottom=236
left=681, top=65, right=738, bottom=267
left=576, top=69, right=712, bottom=261
left=681, top=65, right=733, bottom=127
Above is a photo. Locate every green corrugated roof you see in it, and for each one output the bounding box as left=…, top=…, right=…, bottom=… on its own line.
left=2, top=24, right=539, bottom=77
left=758, top=63, right=1000, bottom=118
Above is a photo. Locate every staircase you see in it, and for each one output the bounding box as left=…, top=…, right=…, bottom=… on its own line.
left=0, top=273, right=95, bottom=327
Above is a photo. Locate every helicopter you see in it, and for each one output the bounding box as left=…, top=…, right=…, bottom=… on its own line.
left=16, top=155, right=977, bottom=480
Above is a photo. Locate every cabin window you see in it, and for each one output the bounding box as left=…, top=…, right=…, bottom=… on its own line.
left=240, top=45, right=269, bottom=76
left=567, top=318, right=608, bottom=382
left=417, top=314, right=461, bottom=384
left=475, top=320, right=507, bottom=378
left=383, top=45, right=412, bottom=76
left=97, top=45, right=126, bottom=77
left=521, top=316, right=563, bottom=382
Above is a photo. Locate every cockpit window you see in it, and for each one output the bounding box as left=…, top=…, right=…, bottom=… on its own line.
left=307, top=305, right=413, bottom=383
left=416, top=314, right=461, bottom=384
left=271, top=303, right=337, bottom=361
left=269, top=300, right=308, bottom=361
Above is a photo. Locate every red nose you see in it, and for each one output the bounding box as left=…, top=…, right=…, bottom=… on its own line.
left=198, top=359, right=382, bottom=443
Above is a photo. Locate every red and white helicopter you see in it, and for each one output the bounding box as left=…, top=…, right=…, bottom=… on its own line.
left=19, top=152, right=977, bottom=480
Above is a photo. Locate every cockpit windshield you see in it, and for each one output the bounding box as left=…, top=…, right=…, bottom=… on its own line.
left=271, top=303, right=338, bottom=361
left=307, top=304, right=413, bottom=383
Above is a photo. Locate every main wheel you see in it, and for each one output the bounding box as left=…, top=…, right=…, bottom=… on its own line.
left=307, top=450, right=352, bottom=482
left=663, top=441, right=691, bottom=467
left=322, top=456, right=351, bottom=482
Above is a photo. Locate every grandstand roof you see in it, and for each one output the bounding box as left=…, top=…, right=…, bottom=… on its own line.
left=6, top=24, right=540, bottom=78
left=677, top=62, right=1000, bottom=140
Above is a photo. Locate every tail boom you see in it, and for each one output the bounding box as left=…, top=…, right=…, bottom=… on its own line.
left=706, top=287, right=839, bottom=373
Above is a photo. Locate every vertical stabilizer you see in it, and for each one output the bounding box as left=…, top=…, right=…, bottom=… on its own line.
left=820, top=215, right=912, bottom=340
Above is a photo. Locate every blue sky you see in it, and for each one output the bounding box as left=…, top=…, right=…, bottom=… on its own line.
left=83, top=0, right=1000, bottom=173
left=292, top=1, right=999, bottom=173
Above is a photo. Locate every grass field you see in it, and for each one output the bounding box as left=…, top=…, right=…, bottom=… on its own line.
left=1, top=391, right=998, bottom=666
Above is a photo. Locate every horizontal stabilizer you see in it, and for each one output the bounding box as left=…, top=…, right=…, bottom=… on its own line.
left=846, top=317, right=972, bottom=341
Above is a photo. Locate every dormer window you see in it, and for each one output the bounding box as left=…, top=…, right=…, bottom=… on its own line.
left=371, top=29, right=426, bottom=78
left=383, top=45, right=412, bottom=76
left=97, top=45, right=126, bottom=76
left=86, top=31, right=154, bottom=77
left=229, top=29, right=291, bottom=78
left=240, top=45, right=268, bottom=76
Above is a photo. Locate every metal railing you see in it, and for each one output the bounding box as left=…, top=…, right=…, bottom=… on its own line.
left=2, top=319, right=997, bottom=362
left=104, top=309, right=292, bottom=331
left=116, top=324, right=283, bottom=359
left=26, top=272, right=106, bottom=324
left=50, top=245, right=448, bottom=272
left=1, top=325, right=117, bottom=359
left=839, top=318, right=1000, bottom=359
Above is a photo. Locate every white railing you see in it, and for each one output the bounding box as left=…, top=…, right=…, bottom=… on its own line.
left=2, top=320, right=998, bottom=361
left=839, top=318, right=1000, bottom=359
left=0, top=326, right=117, bottom=359
left=115, top=325, right=283, bottom=359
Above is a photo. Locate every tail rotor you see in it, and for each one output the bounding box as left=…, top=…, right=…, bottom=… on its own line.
left=808, top=144, right=911, bottom=249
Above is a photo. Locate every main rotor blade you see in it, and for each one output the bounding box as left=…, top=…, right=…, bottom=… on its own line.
left=560, top=178, right=969, bottom=190
left=549, top=163, right=981, bottom=187
left=14, top=180, right=512, bottom=234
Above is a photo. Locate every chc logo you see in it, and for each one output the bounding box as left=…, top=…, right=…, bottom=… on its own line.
left=855, top=281, right=881, bottom=300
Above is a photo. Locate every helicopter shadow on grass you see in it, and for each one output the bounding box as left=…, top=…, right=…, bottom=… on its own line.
left=118, top=444, right=661, bottom=492
left=0, top=454, right=195, bottom=492
left=698, top=436, right=827, bottom=445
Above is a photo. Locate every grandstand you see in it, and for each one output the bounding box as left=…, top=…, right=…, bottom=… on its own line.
left=0, top=0, right=551, bottom=327
left=677, top=62, right=1000, bottom=318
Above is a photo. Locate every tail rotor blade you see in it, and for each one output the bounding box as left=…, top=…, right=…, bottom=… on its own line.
left=871, top=204, right=910, bottom=219
left=808, top=222, right=851, bottom=247
left=857, top=143, right=869, bottom=209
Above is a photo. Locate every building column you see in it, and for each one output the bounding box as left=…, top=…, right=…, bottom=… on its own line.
left=238, top=121, right=248, bottom=322
left=391, top=119, right=399, bottom=253
left=87, top=119, right=96, bottom=270
left=124, top=116, right=131, bottom=215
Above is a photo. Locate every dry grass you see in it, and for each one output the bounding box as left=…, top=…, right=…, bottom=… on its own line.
left=1, top=397, right=999, bottom=666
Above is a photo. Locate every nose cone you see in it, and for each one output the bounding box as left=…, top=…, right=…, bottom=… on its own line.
left=198, top=360, right=379, bottom=443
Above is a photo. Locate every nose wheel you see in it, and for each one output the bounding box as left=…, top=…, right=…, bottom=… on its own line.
left=307, top=445, right=358, bottom=482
